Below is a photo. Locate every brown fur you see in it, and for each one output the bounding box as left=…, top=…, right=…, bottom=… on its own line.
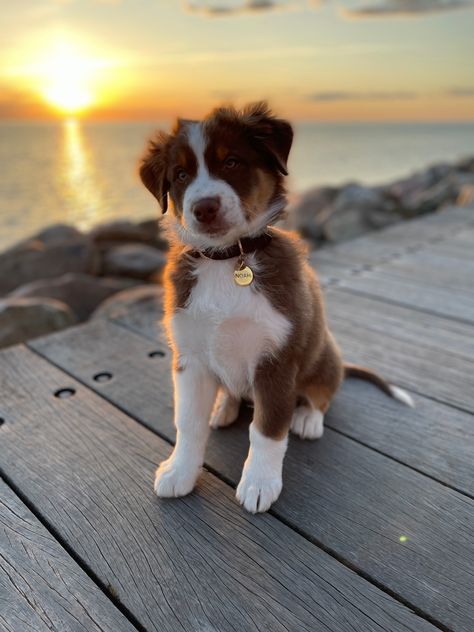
left=160, top=226, right=344, bottom=440
left=141, top=101, right=396, bottom=443
left=163, top=243, right=197, bottom=371
left=250, top=228, right=343, bottom=437
left=139, top=102, right=291, bottom=225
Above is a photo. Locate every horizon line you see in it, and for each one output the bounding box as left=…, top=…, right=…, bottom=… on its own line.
left=2, top=116, right=474, bottom=125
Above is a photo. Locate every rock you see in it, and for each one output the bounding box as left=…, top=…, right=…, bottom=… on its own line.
left=8, top=224, right=84, bottom=253
left=32, top=224, right=84, bottom=246
left=90, top=218, right=167, bottom=250
left=404, top=171, right=474, bottom=216
left=449, top=171, right=474, bottom=190
left=102, top=244, right=167, bottom=280
left=385, top=164, right=451, bottom=208
left=92, top=285, right=164, bottom=328
left=322, top=184, right=399, bottom=242
left=0, top=297, right=76, bottom=350
left=456, top=156, right=474, bottom=173
left=9, top=273, right=139, bottom=322
left=425, top=162, right=454, bottom=183
left=289, top=186, right=339, bottom=241
left=366, top=206, right=400, bottom=228
left=339, top=184, right=397, bottom=217
left=321, top=208, right=368, bottom=242
left=403, top=179, right=456, bottom=216
left=0, top=236, right=98, bottom=296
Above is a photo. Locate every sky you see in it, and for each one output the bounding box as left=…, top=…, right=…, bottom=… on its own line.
left=1, top=0, right=473, bottom=121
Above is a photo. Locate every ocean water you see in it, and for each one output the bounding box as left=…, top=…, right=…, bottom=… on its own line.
left=1, top=120, right=473, bottom=251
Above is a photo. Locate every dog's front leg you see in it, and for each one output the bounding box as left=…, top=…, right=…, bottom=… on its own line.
left=154, top=358, right=218, bottom=498
left=236, top=361, right=297, bottom=513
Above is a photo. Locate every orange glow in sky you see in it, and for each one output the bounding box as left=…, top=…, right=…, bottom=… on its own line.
left=1, top=1, right=473, bottom=121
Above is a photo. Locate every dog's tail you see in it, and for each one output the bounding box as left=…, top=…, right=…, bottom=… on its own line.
left=343, top=363, right=414, bottom=407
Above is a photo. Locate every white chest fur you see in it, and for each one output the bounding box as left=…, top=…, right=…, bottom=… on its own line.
left=171, top=257, right=292, bottom=396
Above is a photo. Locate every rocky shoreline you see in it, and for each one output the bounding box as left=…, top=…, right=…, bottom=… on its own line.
left=289, top=155, right=474, bottom=242
left=1, top=156, right=473, bottom=350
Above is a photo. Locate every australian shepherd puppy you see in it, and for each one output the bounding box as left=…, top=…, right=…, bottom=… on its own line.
left=140, top=102, right=413, bottom=513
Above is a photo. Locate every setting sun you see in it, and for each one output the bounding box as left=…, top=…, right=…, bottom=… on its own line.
left=40, top=42, right=100, bottom=114
left=4, top=36, right=119, bottom=117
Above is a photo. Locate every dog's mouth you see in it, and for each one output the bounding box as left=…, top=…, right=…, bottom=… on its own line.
left=189, top=218, right=236, bottom=239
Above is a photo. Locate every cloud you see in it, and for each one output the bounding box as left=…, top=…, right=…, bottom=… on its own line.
left=183, top=0, right=305, bottom=16
left=184, top=0, right=473, bottom=16
left=341, top=0, right=474, bottom=17
left=307, top=90, right=418, bottom=101
left=446, top=87, right=474, bottom=97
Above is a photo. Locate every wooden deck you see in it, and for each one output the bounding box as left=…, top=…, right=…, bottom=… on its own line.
left=1, top=206, right=473, bottom=632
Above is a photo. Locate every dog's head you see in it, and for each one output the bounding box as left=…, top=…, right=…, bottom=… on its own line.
left=140, top=102, right=293, bottom=248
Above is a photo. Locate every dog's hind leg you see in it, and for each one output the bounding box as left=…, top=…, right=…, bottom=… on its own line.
left=291, top=334, right=343, bottom=440
left=209, top=388, right=241, bottom=429
left=290, top=396, right=325, bottom=440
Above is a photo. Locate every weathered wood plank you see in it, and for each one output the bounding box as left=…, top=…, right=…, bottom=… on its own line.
left=325, top=289, right=474, bottom=412
left=30, top=318, right=474, bottom=495
left=0, top=346, right=437, bottom=632
left=326, top=379, right=474, bottom=495
left=29, top=321, right=474, bottom=631
left=367, top=250, right=474, bottom=292
left=306, top=254, right=352, bottom=286
left=0, top=480, right=135, bottom=632
left=338, top=270, right=474, bottom=323
left=90, top=282, right=474, bottom=416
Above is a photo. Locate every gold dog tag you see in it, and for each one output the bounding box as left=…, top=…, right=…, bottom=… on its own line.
left=234, top=261, right=254, bottom=286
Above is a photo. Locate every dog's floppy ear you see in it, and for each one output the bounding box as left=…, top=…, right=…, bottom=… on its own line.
left=140, top=131, right=171, bottom=213
left=242, top=101, right=293, bottom=176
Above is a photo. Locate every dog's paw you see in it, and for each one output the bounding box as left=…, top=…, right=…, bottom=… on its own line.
left=290, top=406, right=324, bottom=440
left=209, top=392, right=240, bottom=429
left=154, top=457, right=200, bottom=498
left=236, top=469, right=282, bottom=513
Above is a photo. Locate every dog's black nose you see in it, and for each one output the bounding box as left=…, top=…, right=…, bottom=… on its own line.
left=193, top=197, right=220, bottom=224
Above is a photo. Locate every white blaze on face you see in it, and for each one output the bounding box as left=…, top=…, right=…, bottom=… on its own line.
left=182, top=123, right=245, bottom=236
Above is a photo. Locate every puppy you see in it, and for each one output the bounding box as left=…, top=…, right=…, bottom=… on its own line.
left=140, top=102, right=413, bottom=513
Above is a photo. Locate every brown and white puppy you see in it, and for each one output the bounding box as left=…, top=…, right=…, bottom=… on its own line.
left=140, top=102, right=413, bottom=513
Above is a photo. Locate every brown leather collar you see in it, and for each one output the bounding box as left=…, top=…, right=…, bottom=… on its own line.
left=189, top=232, right=272, bottom=260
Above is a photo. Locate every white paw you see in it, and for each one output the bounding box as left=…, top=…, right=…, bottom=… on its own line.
left=236, top=469, right=282, bottom=513
left=209, top=393, right=240, bottom=429
left=290, top=407, right=324, bottom=440
left=154, top=457, right=200, bottom=498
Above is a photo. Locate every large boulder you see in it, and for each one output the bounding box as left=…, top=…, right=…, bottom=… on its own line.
left=402, top=171, right=474, bottom=215
left=7, top=224, right=84, bottom=253
left=289, top=187, right=339, bottom=241
left=102, top=244, right=167, bottom=280
left=0, top=233, right=98, bottom=296
left=386, top=163, right=453, bottom=206
left=321, top=184, right=399, bottom=242
left=90, top=218, right=168, bottom=250
left=9, top=273, right=139, bottom=322
left=456, top=156, right=474, bottom=173
left=29, top=224, right=84, bottom=246
left=0, top=297, right=76, bottom=350
left=403, top=178, right=457, bottom=216
left=93, top=284, right=164, bottom=322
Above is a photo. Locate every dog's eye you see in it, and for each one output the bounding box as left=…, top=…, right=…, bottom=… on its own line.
left=224, top=156, right=239, bottom=170
left=175, top=169, right=187, bottom=183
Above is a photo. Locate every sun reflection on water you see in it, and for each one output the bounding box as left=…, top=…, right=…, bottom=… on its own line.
left=60, top=118, right=104, bottom=229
